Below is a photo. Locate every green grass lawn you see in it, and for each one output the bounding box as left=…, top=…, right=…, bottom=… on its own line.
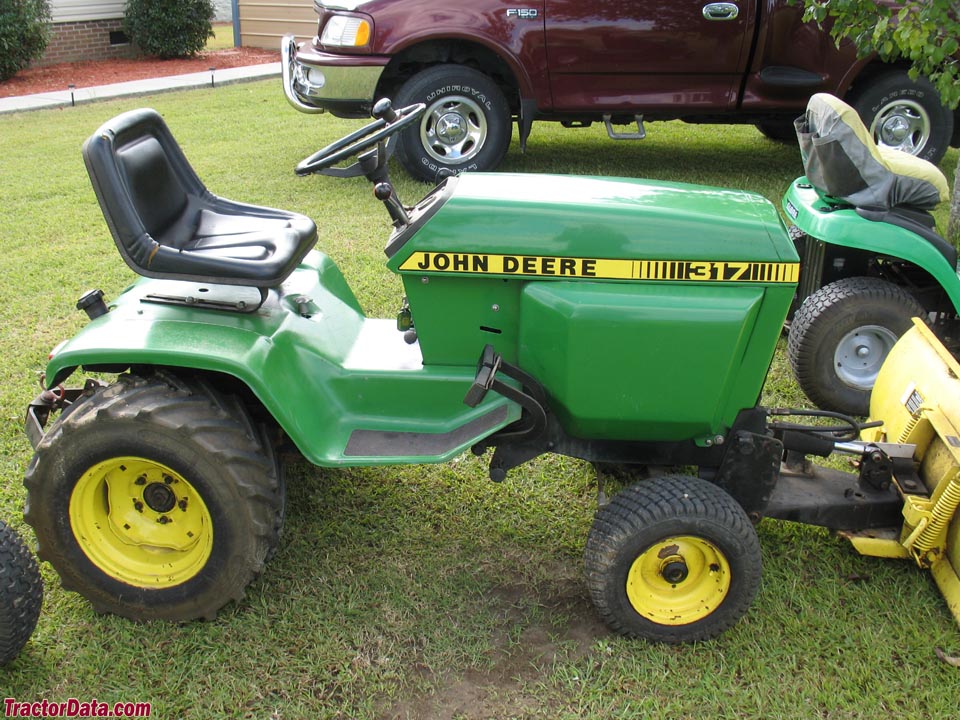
left=0, top=81, right=958, bottom=718
left=207, top=23, right=236, bottom=51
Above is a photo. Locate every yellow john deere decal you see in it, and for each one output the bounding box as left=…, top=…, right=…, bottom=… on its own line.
left=399, top=252, right=799, bottom=283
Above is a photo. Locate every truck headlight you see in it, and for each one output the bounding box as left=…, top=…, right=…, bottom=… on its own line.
left=320, top=15, right=372, bottom=48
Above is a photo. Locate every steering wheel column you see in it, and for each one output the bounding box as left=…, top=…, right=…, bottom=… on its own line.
left=296, top=99, right=425, bottom=228
left=295, top=99, right=424, bottom=178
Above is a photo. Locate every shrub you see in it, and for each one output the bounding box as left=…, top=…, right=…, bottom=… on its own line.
left=125, top=0, right=214, bottom=59
left=0, top=0, right=51, bottom=81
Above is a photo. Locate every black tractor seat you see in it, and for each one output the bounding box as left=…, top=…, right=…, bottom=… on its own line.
left=83, top=108, right=317, bottom=289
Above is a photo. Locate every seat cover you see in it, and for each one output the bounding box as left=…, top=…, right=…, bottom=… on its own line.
left=795, top=93, right=949, bottom=211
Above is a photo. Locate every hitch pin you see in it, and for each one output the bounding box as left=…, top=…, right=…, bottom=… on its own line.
left=38, top=385, right=66, bottom=405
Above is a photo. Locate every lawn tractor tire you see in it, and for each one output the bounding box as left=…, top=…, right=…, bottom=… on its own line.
left=788, top=277, right=925, bottom=416
left=0, top=519, right=43, bottom=665
left=584, top=474, right=761, bottom=644
left=394, top=64, right=511, bottom=182
left=24, top=370, right=283, bottom=622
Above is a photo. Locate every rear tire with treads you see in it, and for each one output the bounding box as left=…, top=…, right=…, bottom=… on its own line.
left=24, top=370, right=283, bottom=621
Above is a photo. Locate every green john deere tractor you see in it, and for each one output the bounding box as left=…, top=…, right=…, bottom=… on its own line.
left=21, top=97, right=960, bottom=643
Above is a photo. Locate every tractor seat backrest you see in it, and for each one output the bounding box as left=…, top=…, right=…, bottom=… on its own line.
left=795, top=94, right=949, bottom=212
left=795, top=93, right=954, bottom=267
left=83, top=108, right=318, bottom=288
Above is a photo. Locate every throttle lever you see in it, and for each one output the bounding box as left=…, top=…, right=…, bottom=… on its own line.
left=374, top=182, right=410, bottom=227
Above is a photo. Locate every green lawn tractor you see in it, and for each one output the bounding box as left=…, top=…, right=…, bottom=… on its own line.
left=784, top=94, right=957, bottom=417
left=21, top=99, right=960, bottom=643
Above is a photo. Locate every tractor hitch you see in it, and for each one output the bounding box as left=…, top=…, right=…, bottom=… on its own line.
left=24, top=378, right=107, bottom=449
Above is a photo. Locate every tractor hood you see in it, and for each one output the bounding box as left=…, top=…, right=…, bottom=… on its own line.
left=387, top=173, right=796, bottom=278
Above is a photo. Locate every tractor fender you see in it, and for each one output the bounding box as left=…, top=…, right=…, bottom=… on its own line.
left=41, top=252, right=515, bottom=467
left=783, top=178, right=960, bottom=311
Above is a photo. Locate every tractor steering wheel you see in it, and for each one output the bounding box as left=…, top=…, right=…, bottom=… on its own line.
left=295, top=99, right=425, bottom=176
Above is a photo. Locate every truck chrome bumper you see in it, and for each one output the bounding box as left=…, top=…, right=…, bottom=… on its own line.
left=281, top=34, right=386, bottom=115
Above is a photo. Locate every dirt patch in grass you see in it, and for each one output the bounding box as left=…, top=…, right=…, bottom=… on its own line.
left=383, top=565, right=608, bottom=720
left=0, top=47, right=279, bottom=99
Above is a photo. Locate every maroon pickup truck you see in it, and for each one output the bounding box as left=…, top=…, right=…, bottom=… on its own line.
left=282, top=1, right=958, bottom=181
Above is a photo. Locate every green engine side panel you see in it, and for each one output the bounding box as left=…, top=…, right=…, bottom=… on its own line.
left=518, top=282, right=783, bottom=441
left=783, top=178, right=960, bottom=309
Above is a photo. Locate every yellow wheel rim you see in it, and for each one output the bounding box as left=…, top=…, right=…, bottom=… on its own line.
left=626, top=535, right=731, bottom=625
left=69, top=457, right=213, bottom=589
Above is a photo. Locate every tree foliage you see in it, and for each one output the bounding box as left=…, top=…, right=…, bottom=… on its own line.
left=0, top=0, right=51, bottom=81
left=803, top=1, right=959, bottom=108
left=802, top=0, right=960, bottom=241
left=125, top=0, right=214, bottom=59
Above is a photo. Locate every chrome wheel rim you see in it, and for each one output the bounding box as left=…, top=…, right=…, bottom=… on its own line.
left=420, top=95, right=487, bottom=164
left=869, top=99, right=931, bottom=156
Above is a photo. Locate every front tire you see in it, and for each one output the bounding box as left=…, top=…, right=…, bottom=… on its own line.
left=24, top=371, right=283, bottom=621
left=394, top=64, right=511, bottom=182
left=0, top=520, right=43, bottom=665
left=849, top=71, right=954, bottom=163
left=787, top=277, right=925, bottom=416
left=585, top=475, right=761, bottom=644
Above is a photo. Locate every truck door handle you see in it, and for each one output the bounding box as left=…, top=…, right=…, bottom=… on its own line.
left=703, top=2, right=739, bottom=21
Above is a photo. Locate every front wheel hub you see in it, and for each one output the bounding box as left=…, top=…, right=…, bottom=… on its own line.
left=626, top=536, right=731, bottom=625
left=834, top=324, right=899, bottom=390
left=660, top=559, right=690, bottom=584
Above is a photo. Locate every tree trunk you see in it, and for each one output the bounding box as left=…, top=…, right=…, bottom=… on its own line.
left=950, top=157, right=960, bottom=247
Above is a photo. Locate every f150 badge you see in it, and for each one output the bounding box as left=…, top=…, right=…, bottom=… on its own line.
left=506, top=8, right=538, bottom=19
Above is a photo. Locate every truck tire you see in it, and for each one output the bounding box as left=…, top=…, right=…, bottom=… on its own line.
left=0, top=520, right=43, bottom=665
left=584, top=475, right=761, bottom=644
left=755, top=119, right=797, bottom=143
left=394, top=64, right=511, bottom=182
left=787, top=277, right=925, bottom=416
left=24, top=371, right=283, bottom=622
left=849, top=70, right=953, bottom=163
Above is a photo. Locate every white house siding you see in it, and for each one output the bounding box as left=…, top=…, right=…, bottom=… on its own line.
left=50, top=0, right=127, bottom=23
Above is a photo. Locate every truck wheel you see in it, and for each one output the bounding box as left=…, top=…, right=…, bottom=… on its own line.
left=394, top=64, right=511, bottom=182
left=787, top=277, right=925, bottom=416
left=0, top=520, right=43, bottom=665
left=755, top=119, right=797, bottom=143
left=849, top=71, right=953, bottom=163
left=24, top=371, right=283, bottom=622
left=584, top=475, right=761, bottom=644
